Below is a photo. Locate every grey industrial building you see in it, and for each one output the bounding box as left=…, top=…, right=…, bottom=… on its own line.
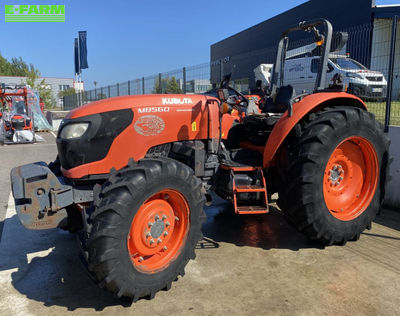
left=210, top=0, right=400, bottom=95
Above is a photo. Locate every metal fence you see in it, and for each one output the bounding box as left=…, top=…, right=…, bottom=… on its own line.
left=64, top=17, right=400, bottom=127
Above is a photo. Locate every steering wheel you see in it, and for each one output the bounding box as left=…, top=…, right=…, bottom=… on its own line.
left=226, top=87, right=249, bottom=108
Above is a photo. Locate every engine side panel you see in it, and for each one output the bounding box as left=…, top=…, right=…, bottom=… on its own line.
left=263, top=92, right=367, bottom=168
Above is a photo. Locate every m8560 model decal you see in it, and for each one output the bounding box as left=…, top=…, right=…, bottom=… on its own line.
left=138, top=107, right=170, bottom=113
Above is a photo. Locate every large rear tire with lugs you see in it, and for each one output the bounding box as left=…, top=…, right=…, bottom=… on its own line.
left=277, top=106, right=389, bottom=245
left=88, top=158, right=205, bottom=301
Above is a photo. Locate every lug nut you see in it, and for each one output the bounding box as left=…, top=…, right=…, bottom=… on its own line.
left=163, top=246, right=168, bottom=251
left=164, top=231, right=168, bottom=237
left=146, top=232, right=151, bottom=238
left=138, top=257, right=144, bottom=262
left=150, top=239, right=154, bottom=245
left=175, top=216, right=179, bottom=221
left=162, top=215, right=167, bottom=220
left=340, top=170, right=345, bottom=174
left=338, top=165, right=342, bottom=169
left=148, top=222, right=153, bottom=227
left=158, top=238, right=162, bottom=244
left=339, top=177, right=343, bottom=181
left=166, top=221, right=170, bottom=227
left=155, top=214, right=160, bottom=220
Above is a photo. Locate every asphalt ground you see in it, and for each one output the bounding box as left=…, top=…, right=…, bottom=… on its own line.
left=0, top=133, right=399, bottom=315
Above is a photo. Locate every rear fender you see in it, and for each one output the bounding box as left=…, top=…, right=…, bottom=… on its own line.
left=263, top=92, right=367, bottom=168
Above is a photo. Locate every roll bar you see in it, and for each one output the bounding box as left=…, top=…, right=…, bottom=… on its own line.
left=269, top=19, right=333, bottom=96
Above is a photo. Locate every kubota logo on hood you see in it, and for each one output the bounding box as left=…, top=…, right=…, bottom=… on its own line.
left=161, top=97, right=193, bottom=105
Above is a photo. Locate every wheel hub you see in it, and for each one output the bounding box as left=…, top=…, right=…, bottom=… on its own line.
left=328, top=164, right=345, bottom=186
left=150, top=219, right=165, bottom=238
left=138, top=206, right=175, bottom=250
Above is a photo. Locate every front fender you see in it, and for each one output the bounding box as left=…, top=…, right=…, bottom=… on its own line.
left=263, top=92, right=367, bottom=168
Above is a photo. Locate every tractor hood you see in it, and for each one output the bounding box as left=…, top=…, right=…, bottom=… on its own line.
left=66, top=94, right=213, bottom=119
left=58, top=94, right=221, bottom=176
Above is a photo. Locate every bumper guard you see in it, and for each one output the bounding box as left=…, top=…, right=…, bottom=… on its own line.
left=10, top=162, right=73, bottom=229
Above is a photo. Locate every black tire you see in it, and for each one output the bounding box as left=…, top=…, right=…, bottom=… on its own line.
left=277, top=106, right=389, bottom=245
left=88, top=158, right=205, bottom=300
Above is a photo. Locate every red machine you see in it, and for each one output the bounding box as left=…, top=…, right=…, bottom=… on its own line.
left=0, top=85, right=35, bottom=144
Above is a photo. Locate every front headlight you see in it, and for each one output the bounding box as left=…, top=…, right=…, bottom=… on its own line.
left=59, top=123, right=89, bottom=139
left=346, top=72, right=363, bottom=79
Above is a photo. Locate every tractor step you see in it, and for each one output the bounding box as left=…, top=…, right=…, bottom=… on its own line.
left=235, top=185, right=265, bottom=192
left=236, top=206, right=269, bottom=214
left=220, top=162, right=269, bottom=215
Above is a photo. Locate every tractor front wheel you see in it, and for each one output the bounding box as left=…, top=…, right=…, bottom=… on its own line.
left=278, top=106, right=389, bottom=245
left=88, top=158, right=205, bottom=300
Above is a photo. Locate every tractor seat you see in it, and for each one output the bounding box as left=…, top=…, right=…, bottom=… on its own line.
left=262, top=85, right=294, bottom=113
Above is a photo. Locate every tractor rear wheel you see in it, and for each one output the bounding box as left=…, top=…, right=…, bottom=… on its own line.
left=277, top=106, right=389, bottom=245
left=88, top=158, right=205, bottom=300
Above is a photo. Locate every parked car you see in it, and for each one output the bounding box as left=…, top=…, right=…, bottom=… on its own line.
left=282, top=55, right=387, bottom=100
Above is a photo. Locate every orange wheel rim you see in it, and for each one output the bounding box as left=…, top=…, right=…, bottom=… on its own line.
left=323, top=136, right=379, bottom=221
left=127, top=189, right=189, bottom=273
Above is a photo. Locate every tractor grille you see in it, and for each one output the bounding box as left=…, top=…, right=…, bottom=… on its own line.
left=57, top=109, right=133, bottom=171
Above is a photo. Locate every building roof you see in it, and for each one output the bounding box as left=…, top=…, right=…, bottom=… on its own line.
left=372, top=4, right=400, bottom=18
left=0, top=75, right=74, bottom=80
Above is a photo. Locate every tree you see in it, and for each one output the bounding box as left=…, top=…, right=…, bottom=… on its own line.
left=0, top=52, right=56, bottom=108
left=25, top=70, right=56, bottom=109
left=166, top=76, right=183, bottom=94
left=153, top=76, right=182, bottom=94
left=58, top=87, right=76, bottom=98
left=0, top=53, right=40, bottom=77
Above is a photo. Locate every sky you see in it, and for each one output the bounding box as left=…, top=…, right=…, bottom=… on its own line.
left=0, top=0, right=398, bottom=89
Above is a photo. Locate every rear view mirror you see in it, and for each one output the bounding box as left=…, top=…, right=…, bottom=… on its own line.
left=217, top=89, right=229, bottom=102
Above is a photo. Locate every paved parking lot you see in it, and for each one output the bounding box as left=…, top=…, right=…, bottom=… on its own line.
left=0, top=134, right=399, bottom=316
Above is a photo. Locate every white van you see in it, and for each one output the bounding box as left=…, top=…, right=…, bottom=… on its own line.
left=282, top=55, right=387, bottom=100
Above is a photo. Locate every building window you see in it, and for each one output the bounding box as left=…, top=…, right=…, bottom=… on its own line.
left=59, top=84, right=70, bottom=91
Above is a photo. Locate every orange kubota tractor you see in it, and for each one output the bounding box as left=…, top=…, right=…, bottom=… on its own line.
left=11, top=20, right=389, bottom=301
